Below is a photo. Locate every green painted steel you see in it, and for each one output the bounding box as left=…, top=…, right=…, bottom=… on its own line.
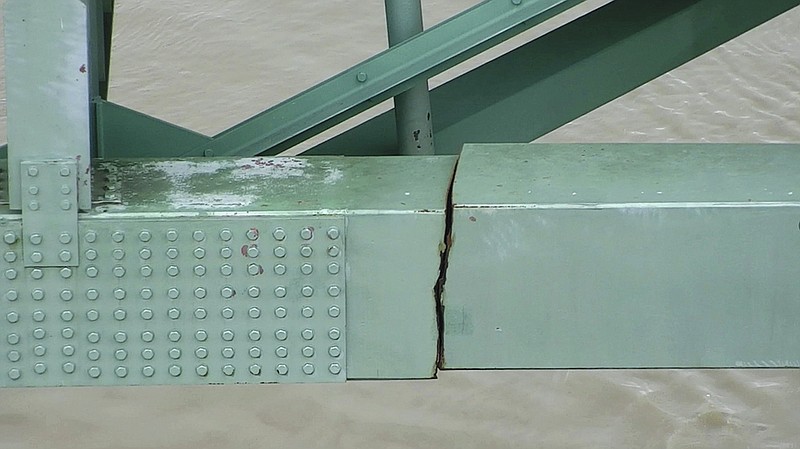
left=186, top=0, right=587, bottom=158
left=4, top=0, right=94, bottom=211
left=385, top=0, right=435, bottom=155
left=311, top=0, right=800, bottom=156
left=443, top=143, right=800, bottom=369
left=96, top=100, right=212, bottom=159
left=1, top=155, right=453, bottom=385
left=0, top=217, right=348, bottom=386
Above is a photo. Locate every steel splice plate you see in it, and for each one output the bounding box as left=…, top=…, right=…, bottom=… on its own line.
left=0, top=217, right=346, bottom=386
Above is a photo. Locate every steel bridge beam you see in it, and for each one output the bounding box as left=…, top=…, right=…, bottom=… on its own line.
left=310, top=0, right=800, bottom=156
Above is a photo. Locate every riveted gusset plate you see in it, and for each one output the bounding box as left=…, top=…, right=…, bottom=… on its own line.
left=0, top=217, right=346, bottom=386
left=20, top=161, right=80, bottom=267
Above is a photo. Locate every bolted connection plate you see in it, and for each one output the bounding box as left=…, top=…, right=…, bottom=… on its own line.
left=0, top=217, right=346, bottom=386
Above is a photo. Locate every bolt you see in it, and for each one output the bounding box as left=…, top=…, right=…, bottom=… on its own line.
left=249, top=364, right=262, bottom=375
left=274, top=307, right=287, bottom=318
left=29, top=233, right=43, bottom=245
left=27, top=167, right=39, bottom=177
left=61, top=184, right=71, bottom=195
left=276, top=364, right=288, bottom=376
left=114, top=288, right=126, bottom=299
left=249, top=347, right=262, bottom=358
left=301, top=285, right=314, bottom=297
left=219, top=229, right=233, bottom=241
left=60, top=200, right=72, bottom=210
left=169, top=348, right=182, bottom=359
left=221, top=307, right=234, bottom=319
left=275, top=329, right=288, bottom=341
left=302, top=363, right=315, bottom=375
left=328, top=306, right=341, bottom=318
left=328, top=262, right=340, bottom=275
left=194, top=264, right=206, bottom=276
left=248, top=306, right=261, bottom=318
left=249, top=330, right=261, bottom=341
left=272, top=228, right=286, bottom=241
left=329, top=346, right=342, bottom=358
left=142, top=349, right=155, bottom=360
left=511, top=0, right=522, bottom=4
left=3, top=232, right=16, bottom=244
left=274, top=264, right=287, bottom=275
left=88, top=367, right=101, bottom=378
left=28, top=201, right=40, bottom=211
left=59, top=167, right=71, bottom=177
left=59, top=233, right=73, bottom=244
left=302, top=329, right=315, bottom=340
left=300, top=246, right=313, bottom=258
left=61, top=310, right=74, bottom=321
left=302, top=307, right=314, bottom=318
left=356, top=72, right=368, bottom=83
left=222, top=365, right=235, bottom=376
left=28, top=186, right=39, bottom=195
left=62, top=363, right=75, bottom=374
left=327, top=227, right=340, bottom=240
left=59, top=250, right=72, bottom=262
left=196, top=365, right=209, bottom=376
left=275, top=346, right=288, bottom=358
left=274, top=246, right=287, bottom=258
left=222, top=347, right=235, bottom=358
left=142, top=366, right=155, bottom=377
left=329, top=328, right=341, bottom=340
left=166, top=229, right=179, bottom=242
left=302, top=346, right=315, bottom=358
left=193, top=230, right=205, bottom=242
left=203, top=149, right=215, bottom=157
left=169, top=365, right=182, bottom=377
left=116, top=367, right=128, bottom=378
left=30, top=252, right=43, bottom=263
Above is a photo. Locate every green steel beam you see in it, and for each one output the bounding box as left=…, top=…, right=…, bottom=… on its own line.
left=0, top=155, right=455, bottom=386
left=443, top=143, right=800, bottom=369
left=96, top=100, right=212, bottom=158
left=4, top=0, right=95, bottom=211
left=183, top=0, right=587, bottom=158
left=310, top=0, right=800, bottom=156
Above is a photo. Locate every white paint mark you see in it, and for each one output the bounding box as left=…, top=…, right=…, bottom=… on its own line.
left=323, top=167, right=343, bottom=185
left=166, top=192, right=256, bottom=210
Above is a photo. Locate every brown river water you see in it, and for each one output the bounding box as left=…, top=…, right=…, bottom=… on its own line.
left=0, top=1, right=799, bottom=448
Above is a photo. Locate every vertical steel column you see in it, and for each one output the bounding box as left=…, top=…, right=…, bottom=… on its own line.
left=384, top=0, right=435, bottom=155
left=4, top=0, right=95, bottom=211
